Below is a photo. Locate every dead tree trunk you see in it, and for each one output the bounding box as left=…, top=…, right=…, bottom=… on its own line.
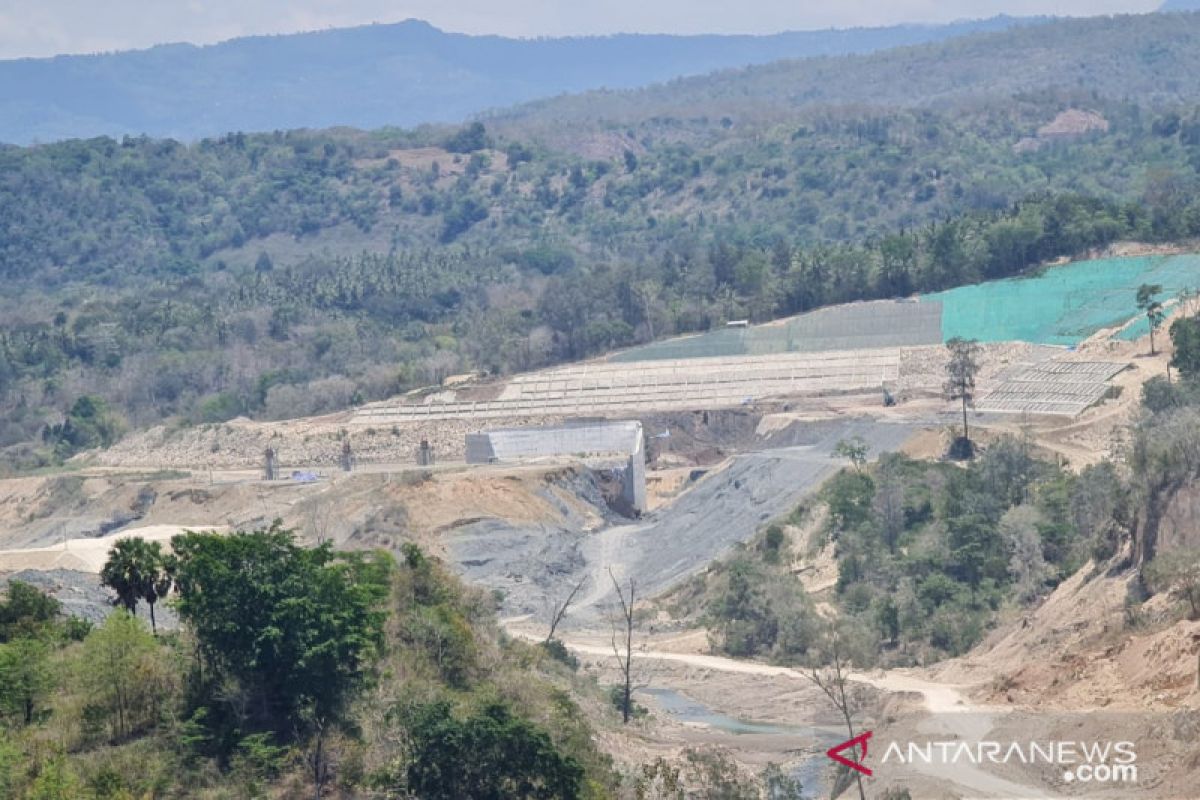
left=806, top=630, right=867, bottom=800
left=545, top=577, right=586, bottom=644
left=307, top=716, right=331, bottom=800
left=609, top=569, right=636, bottom=724
left=961, top=391, right=970, bottom=443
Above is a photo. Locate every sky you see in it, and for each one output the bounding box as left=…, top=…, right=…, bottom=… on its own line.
left=0, top=0, right=1164, bottom=60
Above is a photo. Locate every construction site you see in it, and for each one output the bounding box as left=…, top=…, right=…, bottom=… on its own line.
left=3, top=250, right=1200, bottom=798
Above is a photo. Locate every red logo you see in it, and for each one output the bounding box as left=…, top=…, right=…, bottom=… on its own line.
left=826, top=731, right=873, bottom=776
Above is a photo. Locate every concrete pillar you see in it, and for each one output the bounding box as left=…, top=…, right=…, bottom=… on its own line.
left=264, top=447, right=278, bottom=481
left=622, top=423, right=647, bottom=516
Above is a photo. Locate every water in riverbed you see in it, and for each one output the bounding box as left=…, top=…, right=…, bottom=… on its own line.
left=640, top=687, right=841, bottom=798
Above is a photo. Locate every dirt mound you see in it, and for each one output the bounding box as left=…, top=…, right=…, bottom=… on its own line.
left=0, top=523, right=228, bottom=573
left=640, top=409, right=762, bottom=467
left=934, top=563, right=1200, bottom=713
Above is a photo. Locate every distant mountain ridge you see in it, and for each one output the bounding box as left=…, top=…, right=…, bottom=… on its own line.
left=0, top=16, right=1041, bottom=144
left=488, top=10, right=1200, bottom=146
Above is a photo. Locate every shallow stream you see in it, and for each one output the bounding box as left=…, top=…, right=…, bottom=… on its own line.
left=640, top=686, right=843, bottom=798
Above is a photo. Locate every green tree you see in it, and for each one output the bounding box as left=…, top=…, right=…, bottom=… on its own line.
left=833, top=436, right=869, bottom=471
left=706, top=559, right=776, bottom=657
left=875, top=597, right=901, bottom=644
left=1070, top=461, right=1129, bottom=562
left=824, top=469, right=876, bottom=531
left=444, top=122, right=490, bottom=153
left=0, top=635, right=54, bottom=725
left=0, top=580, right=61, bottom=642
left=977, top=435, right=1036, bottom=507
left=0, top=737, right=19, bottom=799
left=99, top=538, right=156, bottom=618
left=76, top=611, right=174, bottom=741
left=1170, top=314, right=1200, bottom=379
left=762, top=525, right=786, bottom=564
left=940, top=470, right=1005, bottom=589
left=1145, top=550, right=1200, bottom=619
left=144, top=549, right=176, bottom=635
left=41, top=395, right=124, bottom=459
left=400, top=700, right=584, bottom=800
left=171, top=524, right=389, bottom=731
left=1136, top=283, right=1165, bottom=356
left=944, top=338, right=981, bottom=457
left=762, top=762, right=804, bottom=799
left=25, top=755, right=82, bottom=800
left=99, top=538, right=175, bottom=632
left=1141, top=375, right=1190, bottom=414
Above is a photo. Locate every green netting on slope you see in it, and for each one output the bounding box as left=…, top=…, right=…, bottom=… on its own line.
left=923, top=254, right=1200, bottom=346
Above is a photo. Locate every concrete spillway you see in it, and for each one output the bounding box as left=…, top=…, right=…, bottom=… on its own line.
left=466, top=420, right=646, bottom=514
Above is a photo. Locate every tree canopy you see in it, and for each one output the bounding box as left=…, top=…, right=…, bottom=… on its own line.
left=171, top=524, right=390, bottom=728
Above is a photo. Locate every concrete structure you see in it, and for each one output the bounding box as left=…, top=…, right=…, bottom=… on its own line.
left=977, top=361, right=1127, bottom=416
left=466, top=421, right=646, bottom=514
left=355, top=347, right=903, bottom=424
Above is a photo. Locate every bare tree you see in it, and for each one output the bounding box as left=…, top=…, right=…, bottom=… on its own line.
left=633, top=280, right=662, bottom=340
left=421, top=350, right=460, bottom=385
left=805, top=626, right=867, bottom=800
left=609, top=568, right=637, bottom=724
left=544, top=577, right=587, bottom=644
left=305, top=495, right=338, bottom=546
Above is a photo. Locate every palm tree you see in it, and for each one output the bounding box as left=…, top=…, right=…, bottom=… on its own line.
left=99, top=538, right=175, bottom=633
left=100, top=538, right=152, bottom=616
left=144, top=551, right=176, bottom=634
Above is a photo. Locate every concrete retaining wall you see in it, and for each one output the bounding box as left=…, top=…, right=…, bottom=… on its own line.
left=465, top=421, right=646, bottom=513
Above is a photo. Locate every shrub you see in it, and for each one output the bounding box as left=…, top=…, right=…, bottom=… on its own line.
left=540, top=639, right=579, bottom=671
left=398, top=700, right=584, bottom=800
left=762, top=526, right=786, bottom=564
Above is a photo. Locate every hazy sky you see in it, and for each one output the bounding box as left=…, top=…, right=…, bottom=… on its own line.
left=0, top=0, right=1162, bottom=60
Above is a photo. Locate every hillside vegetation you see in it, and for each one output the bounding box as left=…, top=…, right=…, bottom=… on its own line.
left=695, top=319, right=1200, bottom=667
left=0, top=529, right=617, bottom=798
left=5, top=13, right=1200, bottom=468
left=491, top=11, right=1200, bottom=137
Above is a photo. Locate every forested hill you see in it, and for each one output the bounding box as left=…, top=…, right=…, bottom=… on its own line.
left=0, top=16, right=1035, bottom=145
left=3, top=11, right=1200, bottom=469
left=491, top=10, right=1200, bottom=143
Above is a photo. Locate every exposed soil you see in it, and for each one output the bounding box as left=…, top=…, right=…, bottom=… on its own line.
left=7, top=252, right=1200, bottom=797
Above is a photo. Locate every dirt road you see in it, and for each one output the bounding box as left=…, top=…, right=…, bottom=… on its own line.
left=538, top=634, right=1053, bottom=799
